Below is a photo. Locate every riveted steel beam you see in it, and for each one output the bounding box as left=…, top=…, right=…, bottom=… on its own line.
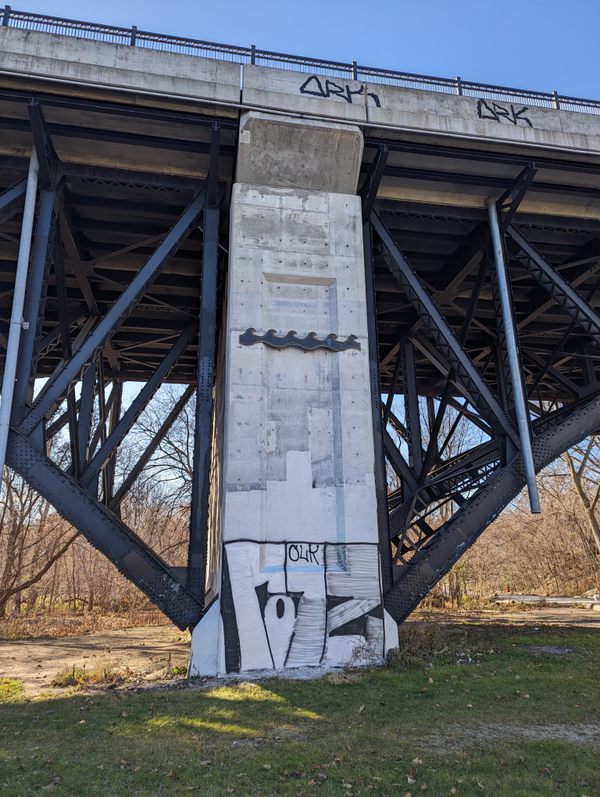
left=12, top=188, right=56, bottom=417
left=372, top=210, right=518, bottom=444
left=0, top=178, right=26, bottom=224
left=364, top=220, right=394, bottom=593
left=5, top=429, right=204, bottom=630
left=384, top=391, right=600, bottom=622
left=508, top=225, right=600, bottom=349
left=488, top=199, right=540, bottom=513
left=19, top=188, right=207, bottom=436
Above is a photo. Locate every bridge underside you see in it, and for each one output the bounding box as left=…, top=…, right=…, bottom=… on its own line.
left=1, top=87, right=600, bottom=631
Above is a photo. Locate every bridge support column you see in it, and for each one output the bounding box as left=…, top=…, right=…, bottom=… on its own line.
left=189, top=112, right=398, bottom=675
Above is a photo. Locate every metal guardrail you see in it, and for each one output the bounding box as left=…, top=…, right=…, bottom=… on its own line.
left=2, top=6, right=599, bottom=116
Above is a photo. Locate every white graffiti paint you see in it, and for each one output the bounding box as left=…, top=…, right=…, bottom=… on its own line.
left=221, top=541, right=385, bottom=672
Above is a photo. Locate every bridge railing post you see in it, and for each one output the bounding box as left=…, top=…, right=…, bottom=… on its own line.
left=552, top=90, right=561, bottom=110
left=130, top=25, right=137, bottom=46
left=250, top=44, right=256, bottom=65
left=456, top=76, right=463, bottom=95
left=2, top=5, right=11, bottom=26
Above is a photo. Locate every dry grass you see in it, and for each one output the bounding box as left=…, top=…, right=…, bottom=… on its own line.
left=0, top=607, right=167, bottom=640
left=50, top=658, right=187, bottom=690
left=387, top=619, right=505, bottom=668
left=51, top=662, right=139, bottom=689
left=0, top=678, right=24, bottom=703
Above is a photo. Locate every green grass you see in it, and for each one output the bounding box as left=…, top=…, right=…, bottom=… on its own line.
left=1, top=624, right=599, bottom=796
left=0, top=678, right=23, bottom=704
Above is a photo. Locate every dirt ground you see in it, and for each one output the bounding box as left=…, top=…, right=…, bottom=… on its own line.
left=1, top=606, right=598, bottom=697
left=0, top=624, right=189, bottom=696
left=416, top=605, right=600, bottom=627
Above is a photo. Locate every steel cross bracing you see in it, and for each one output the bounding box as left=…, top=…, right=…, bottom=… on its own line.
left=0, top=92, right=236, bottom=630
left=360, top=144, right=600, bottom=622
left=2, top=86, right=600, bottom=632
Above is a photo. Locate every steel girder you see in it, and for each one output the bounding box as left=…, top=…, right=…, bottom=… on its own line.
left=372, top=210, right=519, bottom=444
left=384, top=391, right=600, bottom=621
left=1, top=98, right=224, bottom=630
left=6, top=429, right=204, bottom=628
left=0, top=178, right=26, bottom=225
left=366, top=191, right=600, bottom=621
left=2, top=95, right=600, bottom=635
left=187, top=125, right=221, bottom=601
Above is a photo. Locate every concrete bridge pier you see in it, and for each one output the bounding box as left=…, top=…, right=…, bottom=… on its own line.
left=189, top=112, right=399, bottom=676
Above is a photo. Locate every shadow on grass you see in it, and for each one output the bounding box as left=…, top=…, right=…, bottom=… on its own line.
left=0, top=624, right=599, bottom=796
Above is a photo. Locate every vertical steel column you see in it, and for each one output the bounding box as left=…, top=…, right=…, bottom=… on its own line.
left=12, top=188, right=55, bottom=418
left=77, top=364, right=96, bottom=468
left=103, top=380, right=122, bottom=505
left=402, top=339, right=423, bottom=478
left=0, top=151, right=39, bottom=476
left=187, top=125, right=220, bottom=601
left=54, top=242, right=81, bottom=475
left=487, top=198, right=540, bottom=513
left=363, top=221, right=393, bottom=593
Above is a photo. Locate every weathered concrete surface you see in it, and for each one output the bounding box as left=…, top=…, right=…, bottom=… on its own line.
left=242, top=64, right=368, bottom=123
left=368, top=84, right=600, bottom=153
left=376, top=179, right=600, bottom=221
left=236, top=112, right=363, bottom=193
left=190, top=115, right=397, bottom=676
left=3, top=27, right=600, bottom=161
left=0, top=28, right=241, bottom=106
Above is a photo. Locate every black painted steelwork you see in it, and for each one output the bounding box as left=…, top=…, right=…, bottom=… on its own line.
left=187, top=124, right=221, bottom=602
left=359, top=142, right=600, bottom=623
left=0, top=93, right=234, bottom=630
left=1, top=69, right=599, bottom=637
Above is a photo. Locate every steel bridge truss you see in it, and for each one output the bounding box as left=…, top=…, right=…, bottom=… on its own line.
left=2, top=95, right=600, bottom=634
left=360, top=149, right=600, bottom=623
left=1, top=99, right=231, bottom=629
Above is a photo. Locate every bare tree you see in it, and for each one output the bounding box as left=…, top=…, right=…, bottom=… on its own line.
left=563, top=436, right=600, bottom=555
left=0, top=466, right=79, bottom=616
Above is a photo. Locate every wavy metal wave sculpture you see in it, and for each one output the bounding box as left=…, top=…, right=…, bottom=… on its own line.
left=239, top=328, right=361, bottom=352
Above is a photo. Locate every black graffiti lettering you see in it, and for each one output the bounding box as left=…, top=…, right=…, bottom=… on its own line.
left=307, top=543, right=320, bottom=563
left=299, top=74, right=381, bottom=108
left=323, top=79, right=347, bottom=100
left=477, top=99, right=502, bottom=122
left=494, top=103, right=512, bottom=122
left=223, top=541, right=383, bottom=672
left=477, top=99, right=533, bottom=128
left=299, top=74, right=327, bottom=97
left=288, top=543, right=321, bottom=564
left=288, top=544, right=300, bottom=562
left=512, top=106, right=533, bottom=126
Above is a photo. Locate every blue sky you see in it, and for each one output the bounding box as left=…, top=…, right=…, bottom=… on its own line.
left=14, top=0, right=600, bottom=99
